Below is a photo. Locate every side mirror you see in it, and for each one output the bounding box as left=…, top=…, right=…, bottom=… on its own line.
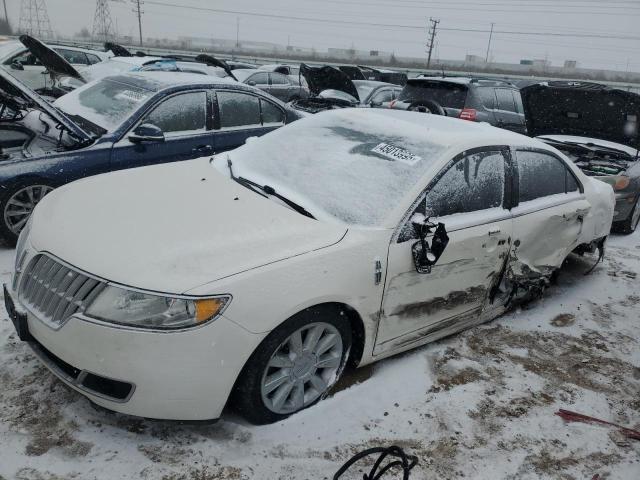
left=10, top=60, right=24, bottom=71
left=128, top=123, right=165, bottom=143
left=410, top=210, right=449, bottom=274
left=247, top=80, right=257, bottom=86
left=369, top=101, right=382, bottom=108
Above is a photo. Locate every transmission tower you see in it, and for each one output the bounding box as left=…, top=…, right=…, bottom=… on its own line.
left=18, top=0, right=54, bottom=38
left=93, top=0, right=115, bottom=41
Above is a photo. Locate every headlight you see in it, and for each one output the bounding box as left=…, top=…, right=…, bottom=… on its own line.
left=84, top=286, right=230, bottom=330
left=613, top=176, right=631, bottom=191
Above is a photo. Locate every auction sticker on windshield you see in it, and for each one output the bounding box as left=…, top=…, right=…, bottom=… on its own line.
left=372, top=143, right=422, bottom=165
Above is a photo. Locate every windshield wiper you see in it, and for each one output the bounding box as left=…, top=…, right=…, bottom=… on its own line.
left=544, top=138, right=633, bottom=161
left=227, top=157, right=315, bottom=219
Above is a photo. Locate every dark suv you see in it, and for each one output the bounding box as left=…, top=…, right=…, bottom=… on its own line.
left=390, top=76, right=527, bottom=134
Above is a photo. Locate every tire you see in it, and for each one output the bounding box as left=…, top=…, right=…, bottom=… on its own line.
left=408, top=100, right=445, bottom=115
left=613, top=200, right=640, bottom=234
left=232, top=305, right=352, bottom=425
left=0, top=181, right=54, bottom=246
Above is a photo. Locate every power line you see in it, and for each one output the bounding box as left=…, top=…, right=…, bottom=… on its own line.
left=142, top=1, right=640, bottom=40
left=18, top=0, right=53, bottom=38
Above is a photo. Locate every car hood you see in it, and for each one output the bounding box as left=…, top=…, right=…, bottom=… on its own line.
left=19, top=34, right=86, bottom=83
left=29, top=158, right=348, bottom=294
left=300, top=63, right=360, bottom=100
left=0, top=68, right=91, bottom=143
left=521, top=81, right=640, bottom=150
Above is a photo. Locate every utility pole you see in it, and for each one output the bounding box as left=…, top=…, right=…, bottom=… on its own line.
left=236, top=17, right=239, bottom=49
left=19, top=0, right=54, bottom=38
left=485, top=22, right=495, bottom=63
left=131, top=0, right=143, bottom=46
left=2, top=0, right=9, bottom=27
left=93, top=0, right=115, bottom=42
left=426, top=17, right=440, bottom=69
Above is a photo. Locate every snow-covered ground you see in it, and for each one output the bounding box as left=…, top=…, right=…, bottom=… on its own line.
left=0, top=234, right=638, bottom=480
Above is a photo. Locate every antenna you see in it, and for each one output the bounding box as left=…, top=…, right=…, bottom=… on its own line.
left=18, top=0, right=54, bottom=38
left=92, top=0, right=115, bottom=42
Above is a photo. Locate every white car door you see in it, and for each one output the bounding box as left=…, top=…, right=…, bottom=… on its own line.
left=509, top=148, right=590, bottom=278
left=375, top=148, right=514, bottom=355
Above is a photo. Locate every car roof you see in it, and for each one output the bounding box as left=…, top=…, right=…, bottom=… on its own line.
left=353, top=80, right=399, bottom=88
left=103, top=71, right=238, bottom=91
left=413, top=76, right=515, bottom=87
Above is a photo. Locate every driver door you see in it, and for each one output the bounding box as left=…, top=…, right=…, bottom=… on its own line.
left=375, top=148, right=513, bottom=354
left=110, top=90, right=214, bottom=171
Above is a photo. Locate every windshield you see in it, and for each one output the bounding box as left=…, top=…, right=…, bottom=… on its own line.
left=53, top=77, right=155, bottom=131
left=225, top=109, right=446, bottom=227
left=354, top=83, right=375, bottom=101
left=399, top=81, right=468, bottom=108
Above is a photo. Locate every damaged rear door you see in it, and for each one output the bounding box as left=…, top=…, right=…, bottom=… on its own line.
left=375, top=148, right=513, bottom=354
left=508, top=148, right=590, bottom=284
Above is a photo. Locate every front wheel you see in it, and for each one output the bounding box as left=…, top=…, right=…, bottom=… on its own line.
left=233, top=306, right=351, bottom=424
left=0, top=182, right=54, bottom=245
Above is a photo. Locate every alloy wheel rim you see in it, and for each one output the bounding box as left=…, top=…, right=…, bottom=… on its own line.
left=3, top=185, right=53, bottom=235
left=260, top=322, right=343, bottom=415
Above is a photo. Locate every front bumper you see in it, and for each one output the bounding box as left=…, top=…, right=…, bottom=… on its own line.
left=613, top=192, right=638, bottom=223
left=5, top=284, right=264, bottom=420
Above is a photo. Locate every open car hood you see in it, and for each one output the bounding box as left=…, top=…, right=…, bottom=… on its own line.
left=195, top=54, right=237, bottom=80
left=0, top=69, right=91, bottom=143
left=521, top=81, right=640, bottom=151
left=19, top=35, right=86, bottom=84
left=300, top=63, right=359, bottom=101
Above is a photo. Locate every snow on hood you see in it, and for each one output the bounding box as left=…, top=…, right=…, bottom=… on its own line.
left=29, top=158, right=347, bottom=294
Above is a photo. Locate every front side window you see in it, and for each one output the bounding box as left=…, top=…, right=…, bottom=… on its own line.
left=423, top=150, right=506, bottom=218
left=143, top=92, right=207, bottom=134
left=9, top=50, right=40, bottom=66
left=371, top=90, right=394, bottom=104
left=86, top=53, right=102, bottom=65
left=248, top=72, right=269, bottom=85
left=217, top=91, right=261, bottom=128
left=496, top=89, right=516, bottom=112
left=516, top=150, right=578, bottom=202
left=270, top=73, right=289, bottom=85
left=55, top=49, right=89, bottom=65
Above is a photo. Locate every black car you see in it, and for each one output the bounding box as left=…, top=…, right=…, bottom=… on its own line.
left=337, top=65, right=407, bottom=86
left=521, top=81, right=640, bottom=233
left=390, top=76, right=527, bottom=134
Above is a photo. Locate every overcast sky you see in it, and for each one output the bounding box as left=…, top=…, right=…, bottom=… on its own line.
left=6, top=0, right=639, bottom=71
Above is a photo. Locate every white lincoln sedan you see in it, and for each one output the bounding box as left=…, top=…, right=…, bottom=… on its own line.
left=4, top=109, right=614, bottom=424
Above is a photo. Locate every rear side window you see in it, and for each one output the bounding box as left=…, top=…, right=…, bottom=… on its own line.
left=144, top=92, right=207, bottom=134
left=371, top=89, right=394, bottom=104
left=424, top=150, right=506, bottom=217
left=399, top=81, right=468, bottom=109
left=477, top=88, right=496, bottom=109
left=55, top=49, right=89, bottom=65
left=516, top=150, right=579, bottom=202
left=248, top=72, right=269, bottom=85
left=217, top=91, right=261, bottom=128
left=495, top=89, right=516, bottom=112
left=261, top=99, right=285, bottom=125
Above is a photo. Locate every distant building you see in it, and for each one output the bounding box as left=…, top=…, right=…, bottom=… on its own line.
left=564, top=60, right=579, bottom=69
left=520, top=59, right=533, bottom=65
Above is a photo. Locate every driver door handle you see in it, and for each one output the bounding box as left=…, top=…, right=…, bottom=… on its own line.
left=488, top=229, right=501, bottom=236
left=192, top=144, right=213, bottom=154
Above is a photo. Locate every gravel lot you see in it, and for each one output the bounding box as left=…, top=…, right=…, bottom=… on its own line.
left=1, top=234, right=639, bottom=480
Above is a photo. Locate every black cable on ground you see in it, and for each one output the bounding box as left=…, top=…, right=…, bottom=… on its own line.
left=333, top=445, right=418, bottom=480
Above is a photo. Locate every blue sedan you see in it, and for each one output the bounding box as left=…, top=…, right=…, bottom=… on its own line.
left=0, top=70, right=300, bottom=243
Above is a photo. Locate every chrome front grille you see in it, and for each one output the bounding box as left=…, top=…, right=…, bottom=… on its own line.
left=19, top=254, right=106, bottom=326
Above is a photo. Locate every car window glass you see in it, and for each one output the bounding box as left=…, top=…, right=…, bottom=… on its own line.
left=567, top=170, right=579, bottom=193
left=495, top=89, right=516, bottom=112
left=143, top=92, right=207, bottom=134
left=477, top=87, right=496, bottom=109
left=371, top=90, right=394, bottom=104
left=513, top=91, right=524, bottom=114
left=517, top=150, right=572, bottom=202
left=270, top=73, right=289, bottom=85
left=399, top=151, right=506, bottom=241
left=86, top=53, right=102, bottom=65
left=55, top=49, right=89, bottom=65
left=261, top=99, right=285, bottom=125
left=218, top=91, right=261, bottom=128
left=249, top=72, right=269, bottom=85
left=10, top=51, right=41, bottom=66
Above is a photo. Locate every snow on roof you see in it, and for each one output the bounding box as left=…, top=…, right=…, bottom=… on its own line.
left=413, top=76, right=474, bottom=85
left=110, top=70, right=238, bottom=90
